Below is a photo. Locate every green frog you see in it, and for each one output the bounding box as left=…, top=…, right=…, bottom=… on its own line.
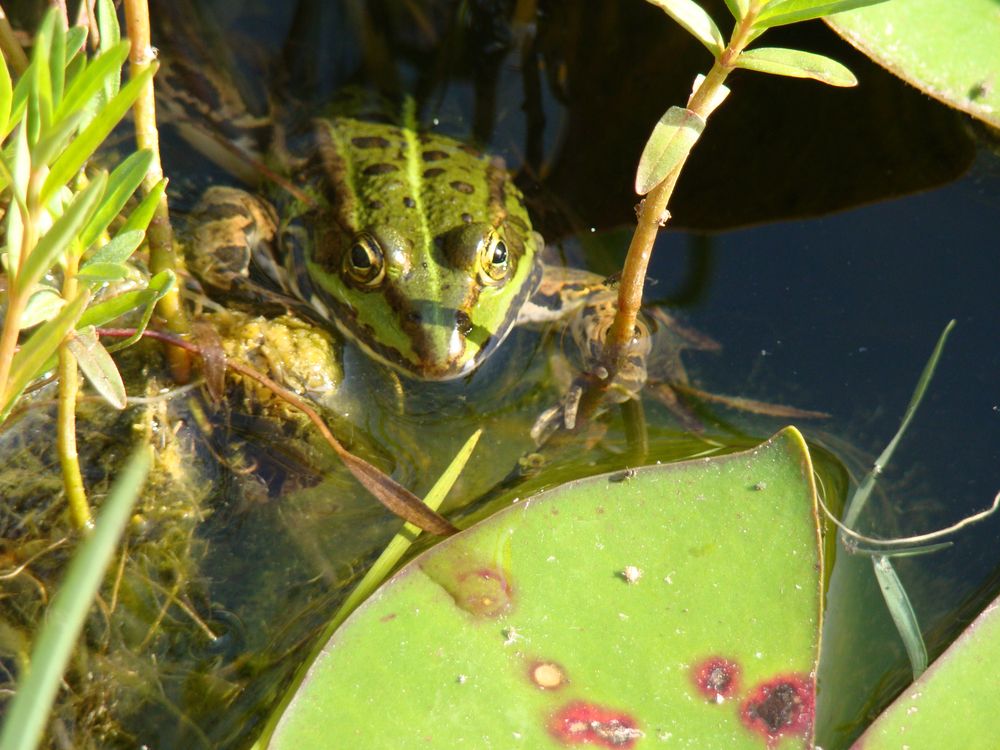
left=185, top=104, right=654, bottom=436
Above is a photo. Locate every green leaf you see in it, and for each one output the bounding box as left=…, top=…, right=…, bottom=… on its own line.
left=96, top=0, right=122, bottom=99
left=76, top=261, right=131, bottom=284
left=64, top=26, right=88, bottom=64
left=1, top=125, right=30, bottom=276
left=29, top=9, right=57, bottom=134
left=0, top=447, right=149, bottom=750
left=104, top=270, right=176, bottom=351
left=66, top=326, right=127, bottom=409
left=77, top=269, right=173, bottom=334
left=872, top=556, right=927, bottom=678
left=267, top=428, right=822, bottom=749
left=755, top=0, right=890, bottom=29
left=78, top=149, right=152, bottom=249
left=1, top=289, right=90, bottom=419
left=19, top=285, right=65, bottom=329
left=736, top=47, right=857, bottom=86
left=5, top=64, right=32, bottom=139
left=635, top=105, right=705, bottom=195
left=48, top=11, right=66, bottom=109
left=645, top=0, right=725, bottom=56
left=29, top=108, right=84, bottom=166
left=41, top=64, right=155, bottom=205
left=54, top=40, right=131, bottom=124
left=0, top=49, right=12, bottom=140
left=723, top=0, right=749, bottom=20
left=827, top=0, right=1000, bottom=128
left=83, top=229, right=145, bottom=267
left=19, top=172, right=107, bottom=294
left=120, top=178, right=167, bottom=234
left=853, top=588, right=1000, bottom=748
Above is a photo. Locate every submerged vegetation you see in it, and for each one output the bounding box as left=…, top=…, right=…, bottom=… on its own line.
left=0, top=0, right=998, bottom=748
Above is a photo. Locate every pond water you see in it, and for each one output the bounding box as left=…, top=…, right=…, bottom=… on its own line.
left=3, top=1, right=998, bottom=747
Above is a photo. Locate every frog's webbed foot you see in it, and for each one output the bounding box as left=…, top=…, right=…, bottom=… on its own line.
left=530, top=295, right=653, bottom=445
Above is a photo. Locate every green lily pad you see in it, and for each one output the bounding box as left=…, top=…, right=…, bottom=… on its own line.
left=827, top=0, right=1000, bottom=128
left=852, top=594, right=1000, bottom=749
left=268, top=427, right=823, bottom=748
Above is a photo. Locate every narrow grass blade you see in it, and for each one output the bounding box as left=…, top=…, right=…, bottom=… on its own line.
left=873, top=555, right=928, bottom=679
left=0, top=448, right=150, bottom=750
left=843, top=321, right=955, bottom=529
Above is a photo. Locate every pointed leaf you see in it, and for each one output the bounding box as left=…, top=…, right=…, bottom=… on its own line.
left=1, top=289, right=90, bottom=418
left=54, top=40, right=131, bottom=124
left=66, top=326, right=127, bottom=409
left=30, top=10, right=56, bottom=133
left=2, top=125, right=30, bottom=277
left=120, top=178, right=167, bottom=234
left=29, top=108, right=85, bottom=166
left=736, top=47, right=857, bottom=86
left=83, top=229, right=145, bottom=267
left=64, top=26, right=88, bottom=65
left=96, top=0, right=122, bottom=98
left=645, top=0, right=725, bottom=56
left=635, top=105, right=705, bottom=195
left=723, top=0, right=749, bottom=19
left=40, top=64, right=155, bottom=204
left=5, top=63, right=32, bottom=139
left=20, top=172, right=107, bottom=293
left=0, top=50, right=11, bottom=141
left=78, top=149, right=152, bottom=249
left=755, top=0, right=890, bottom=29
left=19, top=285, right=65, bottom=329
left=48, top=11, right=66, bottom=109
left=78, top=269, right=173, bottom=335
left=76, top=261, right=130, bottom=284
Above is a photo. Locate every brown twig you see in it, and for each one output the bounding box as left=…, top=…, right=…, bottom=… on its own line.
left=97, top=327, right=458, bottom=536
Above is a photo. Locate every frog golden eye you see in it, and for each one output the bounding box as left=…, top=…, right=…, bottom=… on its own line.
left=344, top=234, right=385, bottom=286
left=479, top=232, right=510, bottom=284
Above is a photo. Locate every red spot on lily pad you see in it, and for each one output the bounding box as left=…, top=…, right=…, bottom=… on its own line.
left=453, top=567, right=513, bottom=617
left=548, top=701, right=642, bottom=747
left=691, top=656, right=741, bottom=702
left=740, top=674, right=814, bottom=747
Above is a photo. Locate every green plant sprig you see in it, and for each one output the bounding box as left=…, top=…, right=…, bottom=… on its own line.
left=601, top=0, right=884, bottom=371
left=0, top=6, right=174, bottom=527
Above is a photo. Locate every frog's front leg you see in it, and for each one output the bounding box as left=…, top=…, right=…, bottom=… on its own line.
left=522, top=266, right=652, bottom=444
left=187, top=186, right=283, bottom=299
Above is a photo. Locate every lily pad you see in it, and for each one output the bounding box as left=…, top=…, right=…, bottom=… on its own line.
left=852, top=594, right=1000, bottom=749
left=266, top=427, right=823, bottom=748
left=827, top=0, right=1000, bottom=128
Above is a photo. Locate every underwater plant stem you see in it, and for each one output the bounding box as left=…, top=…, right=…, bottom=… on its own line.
left=123, top=0, right=191, bottom=381
left=602, top=8, right=759, bottom=369
left=57, top=259, right=92, bottom=529
left=0, top=4, right=29, bottom=74
left=95, top=327, right=458, bottom=536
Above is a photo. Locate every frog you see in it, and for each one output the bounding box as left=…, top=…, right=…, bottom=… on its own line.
left=183, top=103, right=656, bottom=439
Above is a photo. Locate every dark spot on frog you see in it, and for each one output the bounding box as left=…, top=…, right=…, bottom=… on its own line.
left=422, top=149, right=449, bottom=161
left=406, top=310, right=422, bottom=324
left=459, top=143, right=481, bottom=157
left=423, top=167, right=445, bottom=179
left=461, top=212, right=473, bottom=223
left=451, top=180, right=475, bottom=194
left=351, top=135, right=390, bottom=149
left=403, top=196, right=416, bottom=208
left=368, top=200, right=384, bottom=210
left=363, top=163, right=399, bottom=176
left=455, top=311, right=474, bottom=336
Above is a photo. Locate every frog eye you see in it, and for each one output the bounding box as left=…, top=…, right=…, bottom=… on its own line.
left=478, top=231, right=510, bottom=284
left=344, top=234, right=386, bottom=286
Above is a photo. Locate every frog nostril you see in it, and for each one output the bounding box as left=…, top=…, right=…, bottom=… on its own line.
left=455, top=311, right=473, bottom=336
left=406, top=310, right=423, bottom=324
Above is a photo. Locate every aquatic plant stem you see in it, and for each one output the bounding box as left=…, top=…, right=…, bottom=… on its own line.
left=123, top=0, right=191, bottom=381
left=57, top=256, right=92, bottom=529
left=96, top=327, right=458, bottom=536
left=603, top=8, right=760, bottom=368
